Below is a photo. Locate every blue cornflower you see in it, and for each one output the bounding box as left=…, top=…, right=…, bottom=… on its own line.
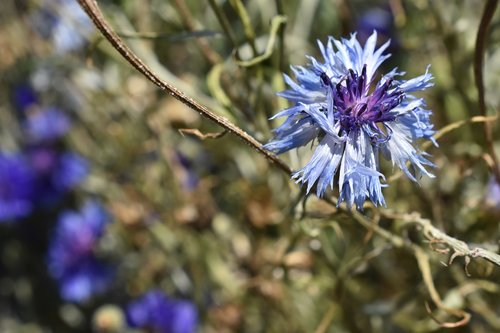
left=23, top=107, right=88, bottom=201
left=32, top=0, right=94, bottom=53
left=25, top=108, right=71, bottom=142
left=126, top=289, right=198, bottom=333
left=51, top=0, right=94, bottom=53
left=47, top=200, right=113, bottom=302
left=485, top=176, right=500, bottom=211
left=174, top=151, right=200, bottom=191
left=13, top=83, right=38, bottom=112
left=265, top=31, right=435, bottom=209
left=357, top=7, right=395, bottom=44
left=27, top=147, right=88, bottom=204
left=52, top=152, right=88, bottom=192
left=0, top=153, right=36, bottom=222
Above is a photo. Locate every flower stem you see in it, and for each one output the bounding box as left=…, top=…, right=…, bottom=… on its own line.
left=474, top=0, right=500, bottom=183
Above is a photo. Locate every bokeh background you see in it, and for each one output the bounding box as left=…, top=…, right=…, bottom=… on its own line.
left=1, top=0, right=500, bottom=332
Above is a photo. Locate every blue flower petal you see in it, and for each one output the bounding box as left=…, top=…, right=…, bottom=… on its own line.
left=337, top=130, right=385, bottom=209
left=0, top=153, right=36, bottom=222
left=264, top=115, right=320, bottom=154
left=127, top=290, right=198, bottom=333
left=384, top=121, right=435, bottom=181
left=399, top=65, right=433, bottom=93
left=292, top=135, right=344, bottom=196
left=47, top=200, right=112, bottom=302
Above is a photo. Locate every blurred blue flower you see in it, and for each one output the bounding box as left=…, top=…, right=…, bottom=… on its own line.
left=0, top=153, right=36, bottom=222
left=126, top=289, right=198, bottom=333
left=13, top=83, right=38, bottom=112
left=33, top=0, right=94, bottom=53
left=47, top=200, right=113, bottom=302
left=28, top=146, right=59, bottom=175
left=53, top=0, right=94, bottom=53
left=357, top=7, right=395, bottom=44
left=485, top=176, right=500, bottom=210
left=52, top=152, right=88, bottom=191
left=27, top=147, right=88, bottom=203
left=174, top=151, right=199, bottom=191
left=25, top=108, right=71, bottom=142
left=21, top=104, right=88, bottom=201
left=265, top=31, right=435, bottom=209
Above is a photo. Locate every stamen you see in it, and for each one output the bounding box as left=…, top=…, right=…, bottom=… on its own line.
left=320, top=72, right=331, bottom=87
left=320, top=65, right=403, bottom=133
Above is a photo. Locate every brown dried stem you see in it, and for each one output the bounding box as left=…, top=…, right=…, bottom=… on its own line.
left=76, top=0, right=291, bottom=175
left=474, top=0, right=500, bottom=183
left=382, top=210, right=500, bottom=268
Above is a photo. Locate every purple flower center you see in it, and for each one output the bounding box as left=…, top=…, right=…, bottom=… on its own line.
left=323, top=65, right=404, bottom=139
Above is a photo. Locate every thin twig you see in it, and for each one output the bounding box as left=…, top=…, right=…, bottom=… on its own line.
left=474, top=0, right=500, bottom=183
left=208, top=0, right=238, bottom=48
left=178, top=128, right=227, bottom=140
left=76, top=0, right=291, bottom=175
left=171, top=0, right=222, bottom=65
left=313, top=303, right=336, bottom=333
left=235, top=15, right=287, bottom=67
left=274, top=0, right=286, bottom=73
left=228, top=0, right=258, bottom=55
left=348, top=209, right=476, bottom=327
left=453, top=270, right=500, bottom=329
left=383, top=210, right=500, bottom=267
left=332, top=202, right=500, bottom=271
left=116, top=30, right=222, bottom=41
left=415, top=248, right=471, bottom=328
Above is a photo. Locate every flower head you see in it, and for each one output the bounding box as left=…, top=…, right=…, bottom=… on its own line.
left=47, top=200, right=113, bottom=302
left=27, top=147, right=88, bottom=205
left=0, top=153, right=36, bottom=222
left=485, top=175, right=500, bottom=211
left=25, top=107, right=71, bottom=142
left=52, top=152, right=88, bottom=191
left=357, top=7, right=395, bottom=45
left=32, top=0, right=94, bottom=53
left=13, top=83, right=38, bottom=112
left=265, top=31, right=435, bottom=209
left=126, top=289, right=198, bottom=333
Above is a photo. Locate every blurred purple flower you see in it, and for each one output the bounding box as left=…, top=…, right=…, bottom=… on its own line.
left=31, top=0, right=94, bottom=53
left=56, top=258, right=113, bottom=302
left=47, top=200, right=113, bottom=302
left=485, top=176, right=500, bottom=210
left=174, top=151, right=199, bottom=191
left=357, top=7, right=395, bottom=43
left=0, top=153, right=36, bottom=222
left=126, top=289, right=198, bottom=333
left=25, top=108, right=71, bottom=142
left=49, top=0, right=94, bottom=53
left=27, top=147, right=88, bottom=203
left=52, top=152, right=88, bottom=191
left=28, top=146, right=59, bottom=175
left=13, top=83, right=38, bottom=112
